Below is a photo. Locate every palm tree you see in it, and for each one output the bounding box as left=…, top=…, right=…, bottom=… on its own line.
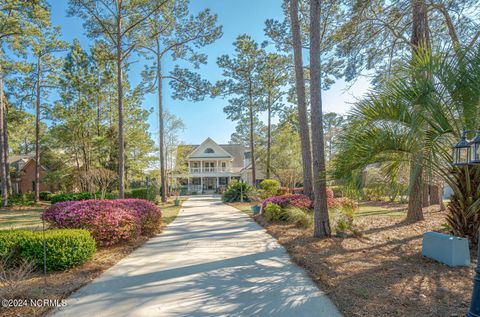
left=334, top=45, right=480, bottom=239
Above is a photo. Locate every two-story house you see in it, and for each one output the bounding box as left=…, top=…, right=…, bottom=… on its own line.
left=173, top=138, right=263, bottom=194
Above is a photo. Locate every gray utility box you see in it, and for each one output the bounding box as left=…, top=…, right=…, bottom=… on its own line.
left=422, top=232, right=470, bottom=267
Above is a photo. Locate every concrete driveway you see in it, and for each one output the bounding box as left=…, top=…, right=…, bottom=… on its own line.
left=51, top=195, right=341, bottom=317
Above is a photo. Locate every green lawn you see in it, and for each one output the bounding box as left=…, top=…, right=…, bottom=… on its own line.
left=0, top=207, right=45, bottom=231
left=159, top=197, right=189, bottom=225
left=0, top=197, right=188, bottom=231
left=228, top=200, right=408, bottom=219
left=226, top=202, right=255, bottom=216
left=356, top=204, right=406, bottom=218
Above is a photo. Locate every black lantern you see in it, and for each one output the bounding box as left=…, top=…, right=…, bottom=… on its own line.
left=470, top=133, right=480, bottom=164
left=453, top=130, right=480, bottom=317
left=453, top=134, right=471, bottom=165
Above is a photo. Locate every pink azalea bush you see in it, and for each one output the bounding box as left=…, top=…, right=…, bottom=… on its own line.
left=261, top=188, right=337, bottom=211
left=115, top=199, right=162, bottom=235
left=262, top=194, right=313, bottom=210
left=42, top=199, right=162, bottom=246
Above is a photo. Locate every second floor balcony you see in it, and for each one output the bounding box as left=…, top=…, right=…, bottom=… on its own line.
left=189, top=166, right=230, bottom=173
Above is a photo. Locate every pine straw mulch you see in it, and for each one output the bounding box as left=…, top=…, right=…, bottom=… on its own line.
left=0, top=236, right=151, bottom=317
left=256, top=204, right=474, bottom=317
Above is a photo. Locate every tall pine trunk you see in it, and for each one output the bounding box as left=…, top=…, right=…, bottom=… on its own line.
left=248, top=79, right=256, bottom=186
left=34, top=56, right=41, bottom=203
left=156, top=38, right=167, bottom=203
left=3, top=97, right=10, bottom=195
left=310, top=0, right=331, bottom=238
left=266, top=94, right=272, bottom=179
left=0, top=75, right=7, bottom=206
left=116, top=16, right=125, bottom=199
left=289, top=0, right=313, bottom=199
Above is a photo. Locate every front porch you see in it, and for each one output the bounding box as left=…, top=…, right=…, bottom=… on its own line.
left=176, top=176, right=240, bottom=195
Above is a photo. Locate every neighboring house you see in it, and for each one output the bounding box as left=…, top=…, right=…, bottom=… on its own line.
left=173, top=137, right=264, bottom=194
left=7, top=155, right=49, bottom=194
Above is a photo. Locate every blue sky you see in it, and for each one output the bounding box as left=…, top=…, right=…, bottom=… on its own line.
left=50, top=0, right=370, bottom=145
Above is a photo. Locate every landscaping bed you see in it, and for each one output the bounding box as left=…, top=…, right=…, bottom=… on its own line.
left=255, top=204, right=474, bottom=316
left=0, top=197, right=185, bottom=317
left=0, top=236, right=149, bottom=317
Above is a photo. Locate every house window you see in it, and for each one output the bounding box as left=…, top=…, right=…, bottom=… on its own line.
left=204, top=148, right=215, bottom=153
left=222, top=162, right=226, bottom=167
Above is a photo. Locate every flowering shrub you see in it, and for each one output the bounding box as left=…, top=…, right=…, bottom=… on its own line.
left=262, top=188, right=336, bottom=211
left=114, top=199, right=162, bottom=236
left=326, top=187, right=337, bottom=208
left=42, top=199, right=162, bottom=245
left=336, top=197, right=358, bottom=211
left=262, top=194, right=313, bottom=210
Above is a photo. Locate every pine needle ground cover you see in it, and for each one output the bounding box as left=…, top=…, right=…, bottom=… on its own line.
left=256, top=203, right=473, bottom=317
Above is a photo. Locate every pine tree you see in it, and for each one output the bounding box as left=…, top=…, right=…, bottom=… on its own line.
left=137, top=0, right=221, bottom=201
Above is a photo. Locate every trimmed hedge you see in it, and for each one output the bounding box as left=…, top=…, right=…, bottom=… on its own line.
left=0, top=229, right=96, bottom=271
left=48, top=192, right=116, bottom=204
left=39, top=191, right=52, bottom=201
left=125, top=188, right=157, bottom=201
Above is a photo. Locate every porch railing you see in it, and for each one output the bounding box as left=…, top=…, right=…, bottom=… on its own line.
left=189, top=167, right=230, bottom=173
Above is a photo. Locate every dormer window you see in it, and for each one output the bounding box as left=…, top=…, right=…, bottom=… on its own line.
left=204, top=148, right=215, bottom=154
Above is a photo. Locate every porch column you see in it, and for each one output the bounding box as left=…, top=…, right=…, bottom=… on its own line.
left=200, top=159, right=203, bottom=173
left=228, top=176, right=231, bottom=185
left=200, top=177, right=203, bottom=194
left=216, top=160, right=218, bottom=172
left=216, top=177, right=219, bottom=188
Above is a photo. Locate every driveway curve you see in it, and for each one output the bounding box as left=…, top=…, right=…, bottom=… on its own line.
left=51, top=195, right=341, bottom=317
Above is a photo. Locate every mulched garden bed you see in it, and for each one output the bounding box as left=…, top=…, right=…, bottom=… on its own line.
left=256, top=205, right=474, bottom=317
left=0, top=236, right=150, bottom=317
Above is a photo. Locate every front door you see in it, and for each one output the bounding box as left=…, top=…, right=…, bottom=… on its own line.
left=203, top=177, right=215, bottom=191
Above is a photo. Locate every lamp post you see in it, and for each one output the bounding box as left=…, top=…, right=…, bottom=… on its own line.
left=452, top=130, right=480, bottom=317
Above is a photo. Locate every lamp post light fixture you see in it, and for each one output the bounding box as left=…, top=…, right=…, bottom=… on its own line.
left=452, top=129, right=480, bottom=317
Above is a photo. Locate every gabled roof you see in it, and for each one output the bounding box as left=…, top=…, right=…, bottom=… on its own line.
left=187, top=137, right=234, bottom=159
left=8, top=155, right=47, bottom=173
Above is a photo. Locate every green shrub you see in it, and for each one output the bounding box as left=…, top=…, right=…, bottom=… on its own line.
left=330, top=186, right=345, bottom=198
left=333, top=198, right=359, bottom=237
left=222, top=180, right=253, bottom=202
left=0, top=229, right=96, bottom=271
left=49, top=192, right=115, bottom=204
left=263, top=202, right=284, bottom=222
left=7, top=193, right=35, bottom=206
left=259, top=179, right=281, bottom=199
left=125, top=187, right=157, bottom=201
left=283, top=206, right=312, bottom=228
left=39, top=191, right=52, bottom=201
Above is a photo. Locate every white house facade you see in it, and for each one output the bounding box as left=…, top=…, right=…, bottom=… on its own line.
left=173, top=138, right=263, bottom=194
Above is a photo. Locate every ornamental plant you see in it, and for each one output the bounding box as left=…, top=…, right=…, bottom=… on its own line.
left=261, top=194, right=314, bottom=211
left=42, top=199, right=162, bottom=245
left=258, top=179, right=281, bottom=199
left=222, top=180, right=253, bottom=202
left=0, top=229, right=96, bottom=271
